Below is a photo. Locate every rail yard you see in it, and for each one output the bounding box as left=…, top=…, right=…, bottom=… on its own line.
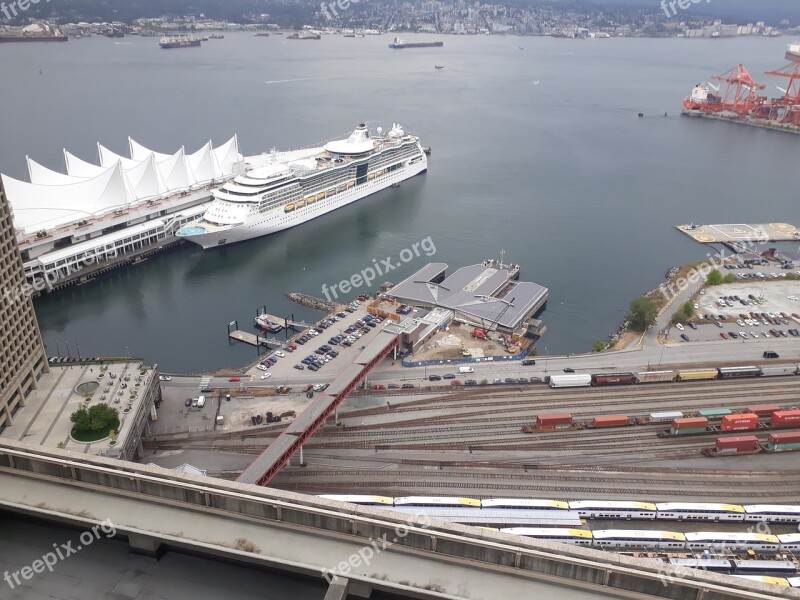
left=148, top=375, right=800, bottom=503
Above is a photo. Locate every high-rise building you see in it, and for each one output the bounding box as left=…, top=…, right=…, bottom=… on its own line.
left=0, top=177, right=47, bottom=431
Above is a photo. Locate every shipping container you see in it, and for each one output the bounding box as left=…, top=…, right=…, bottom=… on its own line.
left=747, top=404, right=782, bottom=417
left=759, top=365, right=798, bottom=377
left=592, top=415, right=632, bottom=428
left=537, top=413, right=573, bottom=428
left=718, top=366, right=761, bottom=379
left=716, top=436, right=759, bottom=452
left=673, top=417, right=709, bottom=430
left=698, top=408, right=732, bottom=419
left=677, top=368, right=719, bottom=381
left=769, top=432, right=800, bottom=445
left=548, top=374, right=592, bottom=388
left=650, top=411, right=684, bottom=422
left=635, top=370, right=677, bottom=384
left=772, top=410, right=800, bottom=429
left=720, top=413, right=759, bottom=432
left=591, top=373, right=635, bottom=386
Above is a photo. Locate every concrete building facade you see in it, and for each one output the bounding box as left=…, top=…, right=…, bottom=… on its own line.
left=0, top=178, right=48, bottom=431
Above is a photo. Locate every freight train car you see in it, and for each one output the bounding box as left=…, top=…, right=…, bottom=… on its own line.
left=676, top=368, right=719, bottom=381
left=534, top=413, right=573, bottom=430
left=759, top=365, right=799, bottom=377
left=591, top=373, right=635, bottom=386
left=704, top=435, right=760, bottom=457
left=634, top=370, right=677, bottom=384
left=718, top=366, right=761, bottom=379
left=668, top=417, right=709, bottom=435
left=697, top=408, right=732, bottom=420
left=589, top=415, right=633, bottom=428
left=720, top=413, right=760, bottom=432
left=548, top=374, right=592, bottom=388
left=748, top=404, right=782, bottom=417
left=772, top=410, right=800, bottom=429
left=766, top=431, right=800, bottom=452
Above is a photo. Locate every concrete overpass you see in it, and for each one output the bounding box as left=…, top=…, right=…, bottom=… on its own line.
left=0, top=439, right=795, bottom=600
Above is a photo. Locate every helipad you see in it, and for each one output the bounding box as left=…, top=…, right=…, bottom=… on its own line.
left=677, top=222, right=799, bottom=245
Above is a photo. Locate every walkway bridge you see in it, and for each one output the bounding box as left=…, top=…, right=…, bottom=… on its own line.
left=237, top=331, right=401, bottom=486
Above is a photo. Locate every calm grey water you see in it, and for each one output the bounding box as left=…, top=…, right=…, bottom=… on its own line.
left=2, top=34, right=798, bottom=372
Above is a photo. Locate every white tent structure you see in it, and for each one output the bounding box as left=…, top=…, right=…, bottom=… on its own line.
left=3, top=136, right=241, bottom=234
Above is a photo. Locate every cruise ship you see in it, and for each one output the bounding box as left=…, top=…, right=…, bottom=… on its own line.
left=177, top=123, right=427, bottom=249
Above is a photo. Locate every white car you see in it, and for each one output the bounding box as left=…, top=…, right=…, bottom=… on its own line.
left=751, top=332, right=759, bottom=338
left=739, top=331, right=748, bottom=339
left=313, top=384, right=324, bottom=391
left=275, top=350, right=285, bottom=358
left=788, top=295, right=798, bottom=301
left=675, top=323, right=685, bottom=331
left=158, top=375, right=172, bottom=381
left=257, top=364, right=268, bottom=371
left=260, top=373, right=271, bottom=380
left=693, top=303, right=699, bottom=309
left=699, top=289, right=705, bottom=295
left=736, top=319, right=745, bottom=327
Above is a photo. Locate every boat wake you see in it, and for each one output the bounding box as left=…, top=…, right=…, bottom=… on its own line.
left=264, top=77, right=323, bottom=84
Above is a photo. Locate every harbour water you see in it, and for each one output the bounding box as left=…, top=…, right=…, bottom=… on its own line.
left=2, top=33, right=798, bottom=372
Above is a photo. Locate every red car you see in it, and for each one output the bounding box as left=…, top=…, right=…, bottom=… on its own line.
left=303, top=384, right=314, bottom=392
left=228, top=377, right=240, bottom=382
left=720, top=332, right=728, bottom=339
left=450, top=380, right=463, bottom=386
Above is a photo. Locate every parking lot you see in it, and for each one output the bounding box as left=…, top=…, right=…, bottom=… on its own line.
left=242, top=297, right=390, bottom=387
left=667, top=276, right=800, bottom=346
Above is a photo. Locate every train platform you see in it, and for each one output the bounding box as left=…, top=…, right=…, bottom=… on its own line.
left=677, top=222, right=800, bottom=245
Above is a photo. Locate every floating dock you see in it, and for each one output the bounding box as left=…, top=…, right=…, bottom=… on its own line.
left=228, top=330, right=269, bottom=347
left=677, top=222, right=799, bottom=246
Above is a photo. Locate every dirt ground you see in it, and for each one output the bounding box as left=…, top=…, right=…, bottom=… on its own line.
left=411, top=322, right=528, bottom=361
left=218, top=393, right=312, bottom=429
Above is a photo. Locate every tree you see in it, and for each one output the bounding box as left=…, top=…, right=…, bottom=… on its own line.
left=722, top=273, right=735, bottom=284
left=681, top=301, right=694, bottom=319
left=71, top=404, right=119, bottom=433
left=706, top=269, right=723, bottom=286
left=627, top=296, right=658, bottom=332
left=592, top=340, right=606, bottom=352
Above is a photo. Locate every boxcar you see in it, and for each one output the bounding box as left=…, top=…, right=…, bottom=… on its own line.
left=548, top=374, right=592, bottom=388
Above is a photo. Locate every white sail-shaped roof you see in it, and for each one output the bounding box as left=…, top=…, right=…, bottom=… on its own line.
left=64, top=150, right=108, bottom=178
left=212, top=135, right=241, bottom=179
left=4, top=163, right=129, bottom=233
left=27, top=157, right=89, bottom=186
left=128, top=137, right=172, bottom=163
left=187, top=142, right=216, bottom=185
left=157, top=148, right=194, bottom=192
left=98, top=143, right=140, bottom=170
left=123, top=154, right=165, bottom=200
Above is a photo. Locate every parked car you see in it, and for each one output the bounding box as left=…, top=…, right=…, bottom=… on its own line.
left=184, top=398, right=192, bottom=407
left=443, top=374, right=456, bottom=379
left=401, top=383, right=414, bottom=389
left=521, top=359, right=536, bottom=366
left=228, top=377, right=240, bottom=382
left=563, top=368, right=575, bottom=373
left=159, top=375, right=172, bottom=381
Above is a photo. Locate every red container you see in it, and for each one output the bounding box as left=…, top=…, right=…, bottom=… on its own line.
left=747, top=404, right=781, bottom=416
left=672, top=417, right=709, bottom=430
left=771, top=410, right=800, bottom=428
left=593, top=415, right=632, bottom=428
left=769, top=431, right=800, bottom=444
left=537, top=413, right=573, bottom=427
left=720, top=413, right=759, bottom=432
left=716, top=436, right=759, bottom=452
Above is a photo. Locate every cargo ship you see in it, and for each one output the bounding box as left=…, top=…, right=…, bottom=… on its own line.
left=287, top=32, right=320, bottom=40
left=786, top=43, right=800, bottom=63
left=177, top=123, right=427, bottom=249
left=682, top=51, right=800, bottom=133
left=389, top=37, right=443, bottom=49
left=159, top=36, right=201, bottom=49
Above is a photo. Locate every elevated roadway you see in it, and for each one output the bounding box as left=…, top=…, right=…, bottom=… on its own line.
left=0, top=440, right=794, bottom=600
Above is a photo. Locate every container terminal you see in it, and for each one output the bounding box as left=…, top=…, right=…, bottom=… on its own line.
left=682, top=44, right=800, bottom=134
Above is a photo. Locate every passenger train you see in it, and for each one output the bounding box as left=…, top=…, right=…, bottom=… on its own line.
left=319, top=496, right=800, bottom=523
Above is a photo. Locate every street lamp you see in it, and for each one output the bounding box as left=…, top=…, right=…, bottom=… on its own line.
left=544, top=347, right=548, bottom=372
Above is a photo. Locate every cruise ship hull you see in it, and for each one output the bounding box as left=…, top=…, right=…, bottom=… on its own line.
left=180, top=157, right=427, bottom=249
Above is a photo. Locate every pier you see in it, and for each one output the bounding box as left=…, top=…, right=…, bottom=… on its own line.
left=682, top=110, right=800, bottom=135
left=677, top=222, right=799, bottom=246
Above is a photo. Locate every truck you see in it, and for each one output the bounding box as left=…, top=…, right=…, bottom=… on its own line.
left=459, top=366, right=474, bottom=374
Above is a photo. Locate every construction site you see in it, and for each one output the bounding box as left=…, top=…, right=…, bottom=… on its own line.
left=682, top=43, right=800, bottom=133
